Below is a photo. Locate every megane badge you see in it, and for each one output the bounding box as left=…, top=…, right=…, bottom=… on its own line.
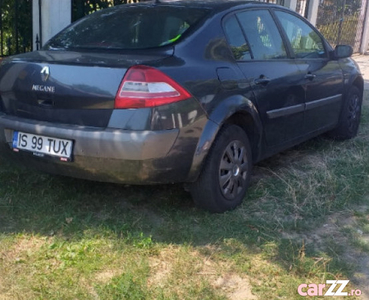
left=40, top=66, right=50, bottom=82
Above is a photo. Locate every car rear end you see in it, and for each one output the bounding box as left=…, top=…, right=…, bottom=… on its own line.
left=0, top=3, right=211, bottom=184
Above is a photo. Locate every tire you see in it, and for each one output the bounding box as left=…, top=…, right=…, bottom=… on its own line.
left=328, top=85, right=362, bottom=140
left=190, top=124, right=252, bottom=213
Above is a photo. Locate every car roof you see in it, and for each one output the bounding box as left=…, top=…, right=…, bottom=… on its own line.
left=132, top=0, right=285, bottom=12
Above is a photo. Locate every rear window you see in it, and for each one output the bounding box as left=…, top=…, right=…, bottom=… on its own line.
left=44, top=5, right=210, bottom=51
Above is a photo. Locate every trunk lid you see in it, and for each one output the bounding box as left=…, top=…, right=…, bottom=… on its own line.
left=0, top=49, right=173, bottom=127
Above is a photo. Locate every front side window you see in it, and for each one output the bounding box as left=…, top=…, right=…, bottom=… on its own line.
left=44, top=5, right=210, bottom=50
left=236, top=10, right=288, bottom=60
left=275, top=11, right=326, bottom=59
left=223, top=15, right=252, bottom=60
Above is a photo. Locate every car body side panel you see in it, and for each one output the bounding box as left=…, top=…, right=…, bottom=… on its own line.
left=158, top=12, right=266, bottom=178
left=295, top=59, right=344, bottom=132
left=338, top=58, right=364, bottom=94
left=238, top=60, right=306, bottom=147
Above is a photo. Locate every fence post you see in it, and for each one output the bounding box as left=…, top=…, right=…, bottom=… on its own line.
left=32, top=0, right=71, bottom=50
left=32, top=0, right=40, bottom=51
left=7, top=37, right=11, bottom=56
left=0, top=0, right=3, bottom=56
left=284, top=0, right=297, bottom=11
left=306, top=0, right=319, bottom=26
left=360, top=0, right=369, bottom=54
left=35, top=34, right=40, bottom=50
left=15, top=0, right=19, bottom=53
left=336, top=0, right=347, bottom=46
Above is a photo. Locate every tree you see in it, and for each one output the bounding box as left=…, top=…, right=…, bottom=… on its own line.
left=72, top=0, right=141, bottom=22
left=0, top=0, right=32, bottom=56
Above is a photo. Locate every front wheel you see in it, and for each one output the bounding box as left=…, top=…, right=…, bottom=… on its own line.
left=190, top=124, right=252, bottom=213
left=328, top=85, right=362, bottom=139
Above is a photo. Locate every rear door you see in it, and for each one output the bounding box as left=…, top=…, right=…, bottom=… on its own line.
left=274, top=10, right=344, bottom=134
left=224, top=9, right=305, bottom=147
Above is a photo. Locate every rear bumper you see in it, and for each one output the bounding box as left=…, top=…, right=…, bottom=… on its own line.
left=0, top=113, right=186, bottom=184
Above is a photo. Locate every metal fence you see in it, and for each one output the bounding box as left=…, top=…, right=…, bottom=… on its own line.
left=315, top=0, right=368, bottom=52
left=0, top=0, right=32, bottom=56
left=296, top=0, right=309, bottom=18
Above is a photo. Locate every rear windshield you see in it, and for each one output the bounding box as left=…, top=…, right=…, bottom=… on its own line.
left=44, top=5, right=210, bottom=51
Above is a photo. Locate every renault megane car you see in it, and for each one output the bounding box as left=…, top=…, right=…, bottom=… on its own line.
left=0, top=0, right=363, bottom=212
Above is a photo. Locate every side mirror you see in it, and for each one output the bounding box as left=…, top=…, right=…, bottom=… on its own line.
left=332, top=45, right=353, bottom=59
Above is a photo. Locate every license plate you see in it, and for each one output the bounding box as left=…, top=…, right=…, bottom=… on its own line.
left=12, top=131, right=73, bottom=161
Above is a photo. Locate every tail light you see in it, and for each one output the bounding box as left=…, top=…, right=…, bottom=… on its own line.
left=114, top=65, right=191, bottom=109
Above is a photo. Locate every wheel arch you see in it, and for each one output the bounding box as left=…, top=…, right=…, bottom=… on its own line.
left=223, top=111, right=261, bottom=163
left=352, top=75, right=364, bottom=97
left=186, top=95, right=263, bottom=182
left=328, top=78, right=363, bottom=139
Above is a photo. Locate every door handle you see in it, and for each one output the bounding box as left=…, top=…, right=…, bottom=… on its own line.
left=305, top=73, right=316, bottom=80
left=254, top=76, right=271, bottom=86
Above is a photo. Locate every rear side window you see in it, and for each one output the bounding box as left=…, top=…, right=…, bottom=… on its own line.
left=236, top=10, right=288, bottom=60
left=44, top=5, right=210, bottom=50
left=223, top=16, right=252, bottom=60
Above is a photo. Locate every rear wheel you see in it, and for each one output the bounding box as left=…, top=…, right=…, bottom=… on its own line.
left=190, top=124, right=252, bottom=213
left=328, top=85, right=362, bottom=139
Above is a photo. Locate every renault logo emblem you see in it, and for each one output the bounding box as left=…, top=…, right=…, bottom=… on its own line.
left=40, top=66, right=50, bottom=82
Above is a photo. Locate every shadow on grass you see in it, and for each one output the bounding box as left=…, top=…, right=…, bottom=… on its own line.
left=1, top=132, right=367, bottom=285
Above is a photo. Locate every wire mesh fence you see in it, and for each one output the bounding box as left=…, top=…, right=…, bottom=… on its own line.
left=256, top=0, right=285, bottom=5
left=296, top=0, right=309, bottom=18
left=315, top=0, right=367, bottom=52
left=72, top=0, right=287, bottom=22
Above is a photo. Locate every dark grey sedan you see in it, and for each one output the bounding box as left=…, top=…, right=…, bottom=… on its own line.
left=0, top=1, right=363, bottom=212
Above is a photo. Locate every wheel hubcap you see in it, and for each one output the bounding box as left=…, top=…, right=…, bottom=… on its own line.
left=219, top=140, right=248, bottom=200
left=232, top=165, right=240, bottom=176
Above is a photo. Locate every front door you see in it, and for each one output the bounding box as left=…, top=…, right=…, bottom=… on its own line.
left=274, top=10, right=344, bottom=134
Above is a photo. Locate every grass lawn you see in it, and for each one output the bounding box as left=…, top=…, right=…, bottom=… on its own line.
left=1, top=81, right=369, bottom=299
